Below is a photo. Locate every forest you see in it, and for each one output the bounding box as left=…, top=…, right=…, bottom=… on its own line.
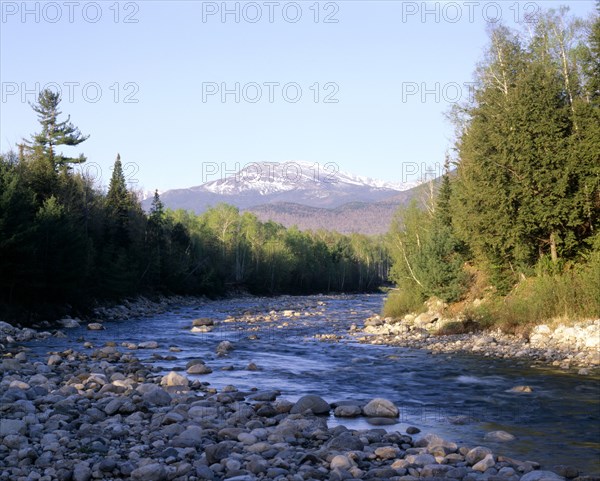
left=385, top=6, right=600, bottom=330
left=0, top=91, right=387, bottom=321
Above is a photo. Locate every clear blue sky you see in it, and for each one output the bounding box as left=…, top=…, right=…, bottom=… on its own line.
left=1, top=0, right=596, bottom=192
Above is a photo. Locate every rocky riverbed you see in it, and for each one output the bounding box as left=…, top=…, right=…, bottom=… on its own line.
left=1, top=343, right=594, bottom=481
left=1, top=294, right=599, bottom=480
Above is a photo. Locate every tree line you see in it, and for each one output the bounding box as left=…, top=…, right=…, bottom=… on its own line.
left=0, top=90, right=388, bottom=321
left=386, top=6, right=600, bottom=326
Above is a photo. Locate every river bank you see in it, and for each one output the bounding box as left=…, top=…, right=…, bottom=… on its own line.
left=1, top=341, right=595, bottom=481
left=352, top=303, right=600, bottom=372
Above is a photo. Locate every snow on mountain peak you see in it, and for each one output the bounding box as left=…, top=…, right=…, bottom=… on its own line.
left=201, top=161, right=415, bottom=195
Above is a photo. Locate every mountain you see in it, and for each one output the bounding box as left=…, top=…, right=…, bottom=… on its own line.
left=144, top=161, right=428, bottom=234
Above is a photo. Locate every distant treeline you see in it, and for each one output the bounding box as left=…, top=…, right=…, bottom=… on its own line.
left=385, top=6, right=600, bottom=329
left=0, top=91, right=388, bottom=321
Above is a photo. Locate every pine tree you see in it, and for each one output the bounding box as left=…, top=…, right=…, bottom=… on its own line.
left=23, top=89, right=89, bottom=171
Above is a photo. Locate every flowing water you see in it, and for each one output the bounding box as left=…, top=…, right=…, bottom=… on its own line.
left=23, top=294, right=600, bottom=474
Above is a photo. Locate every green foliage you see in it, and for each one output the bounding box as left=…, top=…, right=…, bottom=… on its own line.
left=23, top=89, right=88, bottom=171
left=382, top=289, right=425, bottom=318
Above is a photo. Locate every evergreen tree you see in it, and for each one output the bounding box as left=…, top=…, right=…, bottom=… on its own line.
left=23, top=89, right=89, bottom=171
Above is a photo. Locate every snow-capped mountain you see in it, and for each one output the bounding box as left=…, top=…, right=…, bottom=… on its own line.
left=148, top=161, right=419, bottom=213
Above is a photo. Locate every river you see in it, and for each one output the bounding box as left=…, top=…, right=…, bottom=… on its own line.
left=23, top=293, right=600, bottom=474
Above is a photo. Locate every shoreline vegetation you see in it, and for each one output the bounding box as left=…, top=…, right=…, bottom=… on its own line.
left=383, top=6, right=600, bottom=333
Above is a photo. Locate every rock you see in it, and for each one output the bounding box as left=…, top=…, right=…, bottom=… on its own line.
left=405, top=453, right=436, bottom=466
left=466, top=446, right=493, bottom=465
left=472, top=453, right=495, bottom=472
left=290, top=394, right=330, bottom=415
left=327, top=432, right=364, bottom=451
left=192, top=318, right=214, bottom=327
left=520, top=471, right=566, bottom=481
left=330, top=454, right=353, bottom=470
left=406, top=426, right=421, bottom=434
left=138, top=341, right=159, bottom=349
left=58, top=318, right=80, bottom=328
left=216, top=340, right=234, bottom=355
left=9, top=380, right=30, bottom=390
left=508, top=385, right=533, bottom=393
left=374, top=446, right=399, bottom=460
left=131, top=463, right=168, bottom=481
left=365, top=416, right=398, bottom=425
left=552, top=466, right=579, bottom=478
left=47, top=354, right=61, bottom=366
left=0, top=419, right=26, bottom=436
left=334, top=405, right=361, bottom=417
left=87, top=323, right=104, bottom=330
left=205, top=441, right=235, bottom=464
left=247, top=362, right=259, bottom=371
left=187, top=363, right=213, bottom=375
left=484, top=430, right=516, bottom=442
left=362, top=397, right=399, bottom=418
left=160, top=371, right=189, bottom=387
left=72, top=463, right=92, bottom=481
left=142, top=387, right=172, bottom=406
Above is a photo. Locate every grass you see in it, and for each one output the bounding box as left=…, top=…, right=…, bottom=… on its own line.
left=382, top=287, right=425, bottom=318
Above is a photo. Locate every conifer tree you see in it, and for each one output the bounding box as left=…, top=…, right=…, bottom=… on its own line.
left=23, top=89, right=89, bottom=171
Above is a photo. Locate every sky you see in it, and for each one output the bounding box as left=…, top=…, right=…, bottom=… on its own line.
left=1, top=0, right=597, bottom=193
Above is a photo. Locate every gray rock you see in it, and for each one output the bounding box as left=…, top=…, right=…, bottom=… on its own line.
left=290, top=394, right=330, bottom=415
left=138, top=341, right=159, bottom=349
left=484, top=430, right=516, bottom=442
left=205, top=441, right=235, bottom=464
left=472, top=453, right=495, bottom=472
left=131, top=463, right=168, bottom=481
left=216, top=340, right=234, bottom=355
left=47, top=354, right=61, bottom=366
left=73, top=463, right=92, bottom=481
left=466, top=446, right=493, bottom=465
left=362, top=398, right=399, bottom=418
left=327, top=432, right=364, bottom=451
left=520, top=471, right=566, bottom=481
left=87, top=323, right=104, bottom=330
left=187, top=363, right=213, bottom=375
left=142, top=387, right=172, bottom=406
left=192, top=317, right=214, bottom=327
left=334, top=405, right=361, bottom=417
left=0, top=419, right=26, bottom=436
left=405, top=453, right=436, bottom=466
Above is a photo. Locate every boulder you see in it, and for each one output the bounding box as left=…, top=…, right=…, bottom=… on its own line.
left=473, top=453, right=495, bottom=472
left=87, top=322, right=104, bottom=330
left=290, top=394, right=330, bottom=415
left=362, top=398, right=399, bottom=418
left=138, top=341, right=159, bottom=349
left=142, top=387, right=172, bottom=406
left=160, top=371, right=189, bottom=387
left=520, top=471, right=566, bottom=481
left=484, top=430, right=516, bottom=442
left=216, top=340, right=234, bottom=355
left=131, top=463, right=168, bottom=481
left=466, top=446, right=493, bottom=465
left=334, top=405, right=361, bottom=417
left=187, top=363, right=212, bottom=375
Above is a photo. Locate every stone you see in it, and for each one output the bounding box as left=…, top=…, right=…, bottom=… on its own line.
left=508, top=385, right=533, bottom=393
left=406, top=426, right=421, bottom=434
left=160, top=371, right=189, bottom=387
left=520, top=471, right=566, bottom=481
left=0, top=419, right=26, bottom=436
left=330, top=455, right=353, bottom=470
left=327, top=432, right=364, bottom=451
left=73, top=463, right=92, bottom=481
left=374, top=446, right=399, bottom=460
left=362, top=397, right=399, bottom=418
left=87, top=323, right=104, bottom=330
left=171, top=426, right=203, bottom=448
left=216, top=341, right=234, bottom=355
left=290, top=394, right=330, bottom=415
left=187, top=363, right=213, bottom=375
left=205, top=441, right=235, bottom=465
left=58, top=318, right=80, bottom=328
left=466, top=446, right=493, bottom=465
left=192, top=318, right=214, bottom=326
left=131, top=463, right=168, bottom=481
left=472, top=453, right=495, bottom=472
left=47, top=354, right=61, bottom=366
left=552, top=465, right=579, bottom=478
left=142, top=387, right=172, bottom=406
left=334, top=405, right=361, bottom=417
left=484, top=430, right=516, bottom=442
left=405, top=453, right=436, bottom=466
left=138, top=341, right=159, bottom=349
